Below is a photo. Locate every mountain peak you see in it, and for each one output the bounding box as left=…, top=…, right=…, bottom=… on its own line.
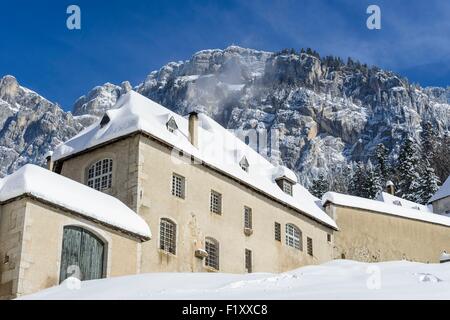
left=0, top=75, right=20, bottom=101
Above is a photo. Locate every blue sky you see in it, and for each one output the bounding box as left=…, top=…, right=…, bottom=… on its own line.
left=1, top=0, right=449, bottom=110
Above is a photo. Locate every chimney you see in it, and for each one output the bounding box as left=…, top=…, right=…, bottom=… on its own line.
left=188, top=111, right=199, bottom=148
left=45, top=151, right=54, bottom=171
left=386, top=180, right=395, bottom=195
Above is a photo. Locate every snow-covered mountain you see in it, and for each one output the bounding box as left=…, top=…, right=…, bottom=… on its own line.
left=1, top=46, right=449, bottom=186
left=0, top=75, right=83, bottom=176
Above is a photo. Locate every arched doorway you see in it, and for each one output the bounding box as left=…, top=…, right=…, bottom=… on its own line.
left=59, top=226, right=105, bottom=283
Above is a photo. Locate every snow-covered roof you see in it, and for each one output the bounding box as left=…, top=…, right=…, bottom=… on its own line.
left=52, top=91, right=337, bottom=229
left=0, top=164, right=151, bottom=240
left=323, top=192, right=450, bottom=228
left=376, top=192, right=431, bottom=212
left=429, top=176, right=450, bottom=203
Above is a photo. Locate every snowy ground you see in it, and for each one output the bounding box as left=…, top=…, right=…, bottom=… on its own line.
left=20, top=260, right=450, bottom=300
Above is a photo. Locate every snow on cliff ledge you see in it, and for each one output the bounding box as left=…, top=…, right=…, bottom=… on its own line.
left=20, top=260, right=450, bottom=300
left=0, top=164, right=151, bottom=239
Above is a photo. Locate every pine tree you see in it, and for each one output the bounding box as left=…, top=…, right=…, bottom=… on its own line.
left=417, top=159, right=440, bottom=204
left=395, top=137, right=422, bottom=202
left=420, top=121, right=436, bottom=158
left=363, top=161, right=380, bottom=199
left=349, top=162, right=367, bottom=197
left=311, top=173, right=329, bottom=198
left=373, top=143, right=389, bottom=196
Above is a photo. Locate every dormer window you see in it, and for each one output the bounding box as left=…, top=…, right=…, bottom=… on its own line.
left=276, top=177, right=293, bottom=196
left=100, top=114, right=110, bottom=128
left=393, top=200, right=402, bottom=206
left=281, top=179, right=293, bottom=196
left=239, top=156, right=249, bottom=172
left=166, top=116, right=178, bottom=133
left=273, top=166, right=297, bottom=196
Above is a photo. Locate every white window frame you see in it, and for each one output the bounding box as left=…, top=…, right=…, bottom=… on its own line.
left=87, top=158, right=113, bottom=191
left=285, top=223, right=302, bottom=250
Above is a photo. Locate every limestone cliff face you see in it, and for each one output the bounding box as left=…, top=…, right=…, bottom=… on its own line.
left=0, top=46, right=449, bottom=186
left=0, top=75, right=83, bottom=176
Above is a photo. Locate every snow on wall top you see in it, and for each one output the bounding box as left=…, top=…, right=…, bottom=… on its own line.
left=52, top=91, right=337, bottom=229
left=376, top=192, right=431, bottom=212
left=429, top=175, right=450, bottom=203
left=0, top=164, right=151, bottom=239
left=323, top=192, right=450, bottom=227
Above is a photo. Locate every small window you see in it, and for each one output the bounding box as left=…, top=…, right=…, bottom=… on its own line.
left=87, top=158, right=113, bottom=191
left=100, top=114, right=110, bottom=128
left=210, top=190, right=222, bottom=214
left=159, top=218, right=176, bottom=255
left=244, top=206, right=252, bottom=229
left=239, top=156, right=249, bottom=172
left=307, top=237, right=313, bottom=256
left=327, top=233, right=332, bottom=242
left=274, top=222, right=281, bottom=241
left=393, top=200, right=402, bottom=206
left=205, top=237, right=219, bottom=270
left=285, top=223, right=302, bottom=250
left=282, top=180, right=293, bottom=196
left=245, top=249, right=252, bottom=273
left=171, top=174, right=185, bottom=198
left=166, top=116, right=178, bottom=133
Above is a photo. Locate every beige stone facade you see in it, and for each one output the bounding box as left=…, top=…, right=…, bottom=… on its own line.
left=431, top=196, right=450, bottom=215
left=56, top=133, right=335, bottom=274
left=0, top=196, right=141, bottom=300
left=325, top=203, right=450, bottom=263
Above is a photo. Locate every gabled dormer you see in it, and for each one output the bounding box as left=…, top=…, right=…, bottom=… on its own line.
left=166, top=116, right=178, bottom=133
left=100, top=113, right=111, bottom=128
left=273, top=166, right=297, bottom=196
left=239, top=156, right=249, bottom=172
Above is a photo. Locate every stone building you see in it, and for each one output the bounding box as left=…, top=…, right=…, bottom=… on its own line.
left=2, top=90, right=448, bottom=299
left=0, top=165, right=150, bottom=299
left=428, top=176, right=450, bottom=215
left=1, top=91, right=337, bottom=298
left=323, top=191, right=450, bottom=263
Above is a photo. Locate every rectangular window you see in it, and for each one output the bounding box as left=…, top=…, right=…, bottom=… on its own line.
left=245, top=249, right=252, bottom=273
left=244, top=206, right=252, bottom=229
left=282, top=180, right=293, bottom=196
left=205, top=239, right=219, bottom=270
left=274, top=222, right=281, bottom=241
left=160, top=219, right=176, bottom=255
left=307, top=237, right=313, bottom=256
left=171, top=174, right=185, bottom=198
left=327, top=234, right=332, bottom=242
left=210, top=190, right=222, bottom=214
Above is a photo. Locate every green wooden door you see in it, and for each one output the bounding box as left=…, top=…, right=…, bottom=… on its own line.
left=59, top=226, right=105, bottom=283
